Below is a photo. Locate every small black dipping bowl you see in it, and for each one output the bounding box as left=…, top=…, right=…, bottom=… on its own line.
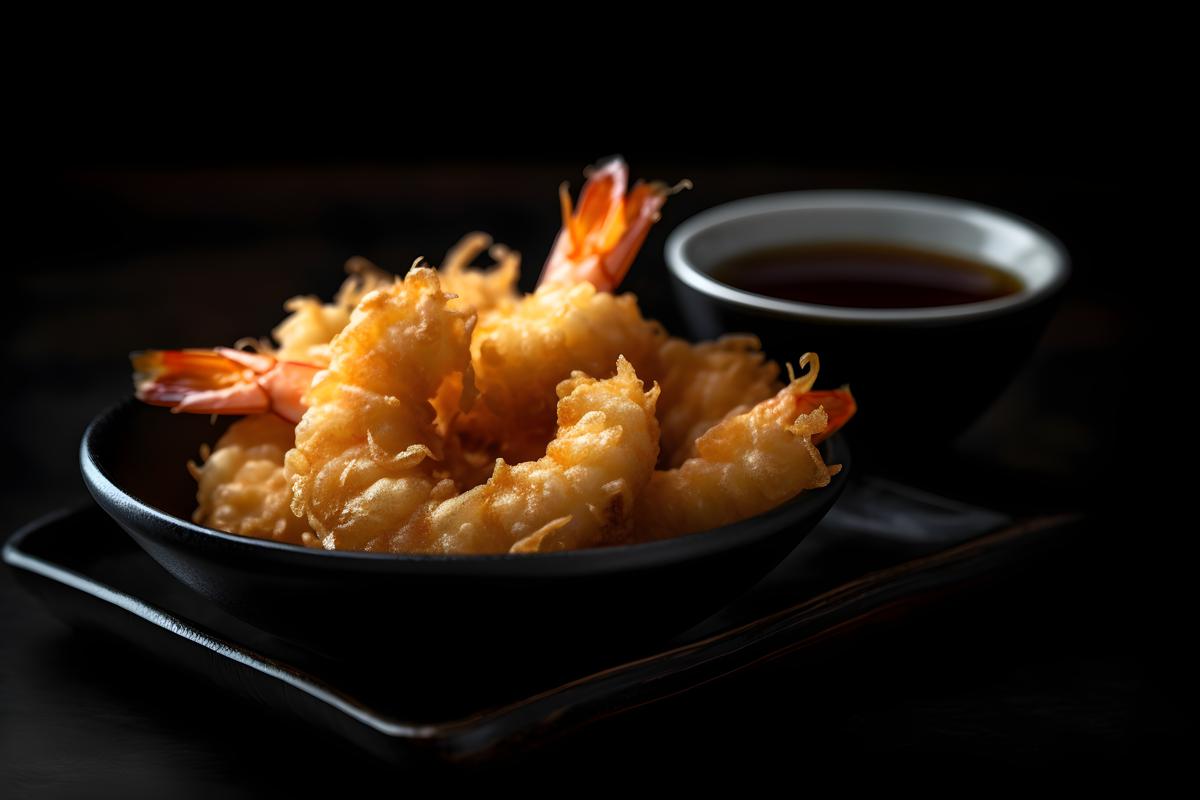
left=81, top=400, right=848, bottom=673
left=665, top=191, right=1069, bottom=451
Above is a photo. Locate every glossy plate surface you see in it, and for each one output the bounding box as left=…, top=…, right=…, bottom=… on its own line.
left=5, top=498, right=1065, bottom=764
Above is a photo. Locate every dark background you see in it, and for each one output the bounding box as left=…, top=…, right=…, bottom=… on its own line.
left=4, top=105, right=1181, bottom=789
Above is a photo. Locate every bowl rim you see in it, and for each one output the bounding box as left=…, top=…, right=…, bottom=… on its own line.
left=664, top=189, right=1071, bottom=325
left=80, top=399, right=849, bottom=577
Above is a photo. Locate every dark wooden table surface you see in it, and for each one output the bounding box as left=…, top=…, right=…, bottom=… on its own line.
left=4, top=161, right=1180, bottom=789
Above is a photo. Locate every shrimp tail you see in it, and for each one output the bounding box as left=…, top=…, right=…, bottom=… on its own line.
left=540, top=156, right=689, bottom=291
left=131, top=348, right=319, bottom=424
left=784, top=352, right=856, bottom=444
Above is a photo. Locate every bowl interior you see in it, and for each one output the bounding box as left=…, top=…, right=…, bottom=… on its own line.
left=667, top=191, right=1069, bottom=323
left=81, top=400, right=849, bottom=572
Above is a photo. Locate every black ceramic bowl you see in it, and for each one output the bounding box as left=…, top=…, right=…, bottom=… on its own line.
left=666, top=191, right=1069, bottom=451
left=81, top=400, right=848, bottom=670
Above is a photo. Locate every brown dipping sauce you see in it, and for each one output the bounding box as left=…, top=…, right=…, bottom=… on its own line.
left=713, top=242, right=1023, bottom=309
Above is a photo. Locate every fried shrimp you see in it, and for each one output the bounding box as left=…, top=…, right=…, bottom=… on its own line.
left=431, top=357, right=659, bottom=554
left=633, top=367, right=836, bottom=543
left=653, top=334, right=782, bottom=468
left=131, top=157, right=857, bottom=555
left=460, top=288, right=784, bottom=468
left=455, top=157, right=779, bottom=468
left=274, top=236, right=518, bottom=365
left=284, top=267, right=477, bottom=551
left=191, top=413, right=314, bottom=546
left=444, top=156, right=680, bottom=462
left=460, top=280, right=663, bottom=463
left=284, top=264, right=659, bottom=554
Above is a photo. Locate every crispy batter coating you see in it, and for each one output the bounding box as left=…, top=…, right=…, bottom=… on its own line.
left=185, top=246, right=839, bottom=554
left=653, top=334, right=781, bottom=467
left=272, top=235, right=519, bottom=366
left=455, top=280, right=784, bottom=469
left=283, top=266, right=660, bottom=554
left=461, top=281, right=662, bottom=463
left=191, top=414, right=314, bottom=546
left=430, top=357, right=659, bottom=553
left=437, top=232, right=520, bottom=315
left=632, top=383, right=835, bottom=542
left=272, top=259, right=393, bottom=365
left=190, top=269, right=835, bottom=554
left=192, top=238, right=520, bottom=545
left=284, top=267, right=476, bottom=551
left=161, top=157, right=848, bottom=554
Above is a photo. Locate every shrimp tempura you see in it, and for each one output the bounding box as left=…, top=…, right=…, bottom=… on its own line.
left=284, top=267, right=661, bottom=554
left=430, top=357, right=660, bottom=554
left=285, top=268, right=477, bottom=551
left=632, top=381, right=836, bottom=542
left=191, top=413, right=314, bottom=546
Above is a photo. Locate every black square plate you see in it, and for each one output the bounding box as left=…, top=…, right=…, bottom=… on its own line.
left=3, top=481, right=1075, bottom=766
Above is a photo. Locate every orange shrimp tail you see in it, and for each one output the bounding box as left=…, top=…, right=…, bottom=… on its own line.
left=257, top=359, right=320, bottom=424
left=131, top=348, right=318, bottom=423
left=540, top=156, right=687, bottom=291
left=795, top=388, right=857, bottom=444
